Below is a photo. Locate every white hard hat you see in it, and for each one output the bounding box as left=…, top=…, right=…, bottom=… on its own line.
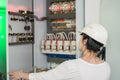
left=80, top=23, right=108, bottom=46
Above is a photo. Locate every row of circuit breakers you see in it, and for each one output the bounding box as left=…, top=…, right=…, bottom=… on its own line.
left=41, top=32, right=76, bottom=55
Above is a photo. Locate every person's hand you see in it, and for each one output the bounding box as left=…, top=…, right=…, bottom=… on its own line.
left=8, top=70, right=23, bottom=80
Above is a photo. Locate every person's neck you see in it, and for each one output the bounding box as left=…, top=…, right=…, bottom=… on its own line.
left=81, top=50, right=104, bottom=64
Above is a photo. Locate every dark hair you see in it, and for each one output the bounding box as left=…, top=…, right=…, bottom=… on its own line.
left=81, top=33, right=106, bottom=60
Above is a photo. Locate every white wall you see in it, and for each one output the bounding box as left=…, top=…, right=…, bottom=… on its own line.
left=100, top=0, right=120, bottom=80
left=85, top=0, right=101, bottom=24
left=8, top=0, right=33, bottom=72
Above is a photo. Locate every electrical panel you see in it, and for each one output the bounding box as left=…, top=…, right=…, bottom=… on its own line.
left=8, top=11, right=34, bottom=45
left=41, top=0, right=77, bottom=57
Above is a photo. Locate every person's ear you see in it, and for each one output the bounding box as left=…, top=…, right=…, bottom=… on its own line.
left=83, top=39, right=87, bottom=45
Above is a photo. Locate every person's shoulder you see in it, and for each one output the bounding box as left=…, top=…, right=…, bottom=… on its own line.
left=63, top=59, right=80, bottom=67
left=104, top=61, right=111, bottom=68
left=104, top=61, right=110, bottom=66
left=103, top=62, right=111, bottom=74
left=55, top=59, right=78, bottom=69
left=64, top=59, right=82, bottom=70
left=65, top=59, right=79, bottom=63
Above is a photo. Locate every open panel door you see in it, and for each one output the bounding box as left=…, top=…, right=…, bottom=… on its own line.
left=0, top=0, right=7, bottom=79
